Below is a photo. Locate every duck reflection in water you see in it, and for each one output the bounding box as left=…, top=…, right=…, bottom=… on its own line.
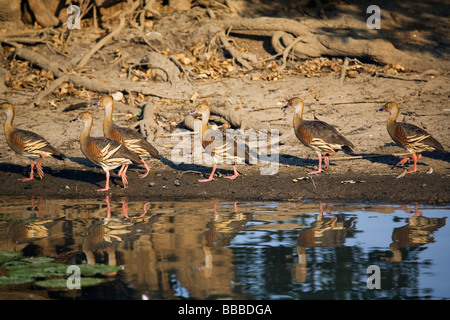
left=198, top=200, right=250, bottom=281
left=381, top=203, right=447, bottom=263
left=7, top=197, right=62, bottom=255
left=292, top=202, right=357, bottom=283
left=82, top=196, right=151, bottom=275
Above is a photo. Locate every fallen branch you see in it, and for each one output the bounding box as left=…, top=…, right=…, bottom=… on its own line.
left=182, top=101, right=291, bottom=146
left=182, top=103, right=270, bottom=132
left=7, top=43, right=192, bottom=100
left=34, top=75, right=69, bottom=107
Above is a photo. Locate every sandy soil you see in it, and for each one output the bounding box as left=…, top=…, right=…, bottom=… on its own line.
left=1, top=72, right=449, bottom=204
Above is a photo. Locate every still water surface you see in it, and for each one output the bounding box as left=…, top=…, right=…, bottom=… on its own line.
left=0, top=196, right=448, bottom=300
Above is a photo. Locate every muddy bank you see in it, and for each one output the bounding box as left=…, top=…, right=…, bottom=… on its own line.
left=0, top=157, right=448, bottom=204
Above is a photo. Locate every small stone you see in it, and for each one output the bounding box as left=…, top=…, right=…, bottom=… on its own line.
left=174, top=180, right=181, bottom=186
left=148, top=182, right=156, bottom=187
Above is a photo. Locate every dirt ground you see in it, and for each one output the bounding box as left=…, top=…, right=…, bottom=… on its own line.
left=1, top=71, right=449, bottom=204
left=0, top=0, right=449, bottom=204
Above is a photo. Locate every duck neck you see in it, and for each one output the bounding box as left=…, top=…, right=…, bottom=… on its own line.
left=293, top=102, right=304, bottom=128
left=386, top=109, right=399, bottom=128
left=103, top=102, right=114, bottom=135
left=200, top=111, right=210, bottom=138
left=2, top=107, right=15, bottom=137
left=80, top=119, right=93, bottom=149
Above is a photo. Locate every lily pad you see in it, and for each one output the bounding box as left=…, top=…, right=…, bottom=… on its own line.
left=20, top=257, right=55, bottom=264
left=0, top=251, right=21, bottom=264
left=0, top=251, right=121, bottom=289
left=0, top=276, right=34, bottom=286
left=6, top=263, right=70, bottom=278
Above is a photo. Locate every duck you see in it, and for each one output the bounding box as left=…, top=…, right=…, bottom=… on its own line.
left=282, top=97, right=354, bottom=174
left=93, top=96, right=160, bottom=178
left=70, top=111, right=143, bottom=191
left=189, top=103, right=253, bottom=182
left=378, top=101, right=446, bottom=173
left=0, top=102, right=65, bottom=181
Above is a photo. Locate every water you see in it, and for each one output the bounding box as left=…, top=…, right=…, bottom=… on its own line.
left=0, top=197, right=448, bottom=300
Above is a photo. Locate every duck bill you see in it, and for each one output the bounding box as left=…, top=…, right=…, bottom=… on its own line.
left=377, top=107, right=385, bottom=112
left=281, top=105, right=290, bottom=114
left=189, top=109, right=198, bottom=115
left=70, top=117, right=80, bottom=123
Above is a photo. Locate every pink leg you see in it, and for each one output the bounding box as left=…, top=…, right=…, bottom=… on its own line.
left=117, top=165, right=126, bottom=177
left=225, top=164, right=240, bottom=180
left=35, top=154, right=46, bottom=179
left=396, top=156, right=411, bottom=166
left=120, top=164, right=129, bottom=188
left=110, top=164, right=126, bottom=178
left=139, top=157, right=151, bottom=178
left=308, top=154, right=324, bottom=174
left=20, top=160, right=36, bottom=181
left=406, top=154, right=419, bottom=173
left=199, top=163, right=217, bottom=182
left=97, top=171, right=111, bottom=191
left=324, top=154, right=330, bottom=168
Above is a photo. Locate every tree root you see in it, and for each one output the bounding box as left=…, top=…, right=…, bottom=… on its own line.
left=8, top=43, right=193, bottom=100
left=210, top=16, right=445, bottom=72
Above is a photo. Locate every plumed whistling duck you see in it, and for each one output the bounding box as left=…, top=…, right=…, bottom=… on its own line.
left=378, top=101, right=446, bottom=173
left=282, top=97, right=354, bottom=174
left=189, top=103, right=253, bottom=182
left=0, top=102, right=65, bottom=181
left=70, top=111, right=143, bottom=191
left=93, top=96, right=160, bottom=178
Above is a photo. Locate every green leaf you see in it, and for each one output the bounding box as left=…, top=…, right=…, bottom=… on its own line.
left=19, top=257, right=55, bottom=264
left=6, top=262, right=70, bottom=278
left=0, top=251, right=21, bottom=264
left=0, top=276, right=34, bottom=285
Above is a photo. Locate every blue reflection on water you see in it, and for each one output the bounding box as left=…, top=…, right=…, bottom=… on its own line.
left=230, top=203, right=449, bottom=300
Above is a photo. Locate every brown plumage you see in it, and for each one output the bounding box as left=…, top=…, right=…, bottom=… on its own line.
left=93, top=96, right=160, bottom=178
left=189, top=103, right=253, bottom=182
left=282, top=97, right=354, bottom=174
left=70, top=112, right=142, bottom=191
left=0, top=102, right=65, bottom=181
left=378, top=101, right=446, bottom=173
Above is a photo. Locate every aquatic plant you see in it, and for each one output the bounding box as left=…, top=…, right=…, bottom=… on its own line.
left=0, top=251, right=121, bottom=289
